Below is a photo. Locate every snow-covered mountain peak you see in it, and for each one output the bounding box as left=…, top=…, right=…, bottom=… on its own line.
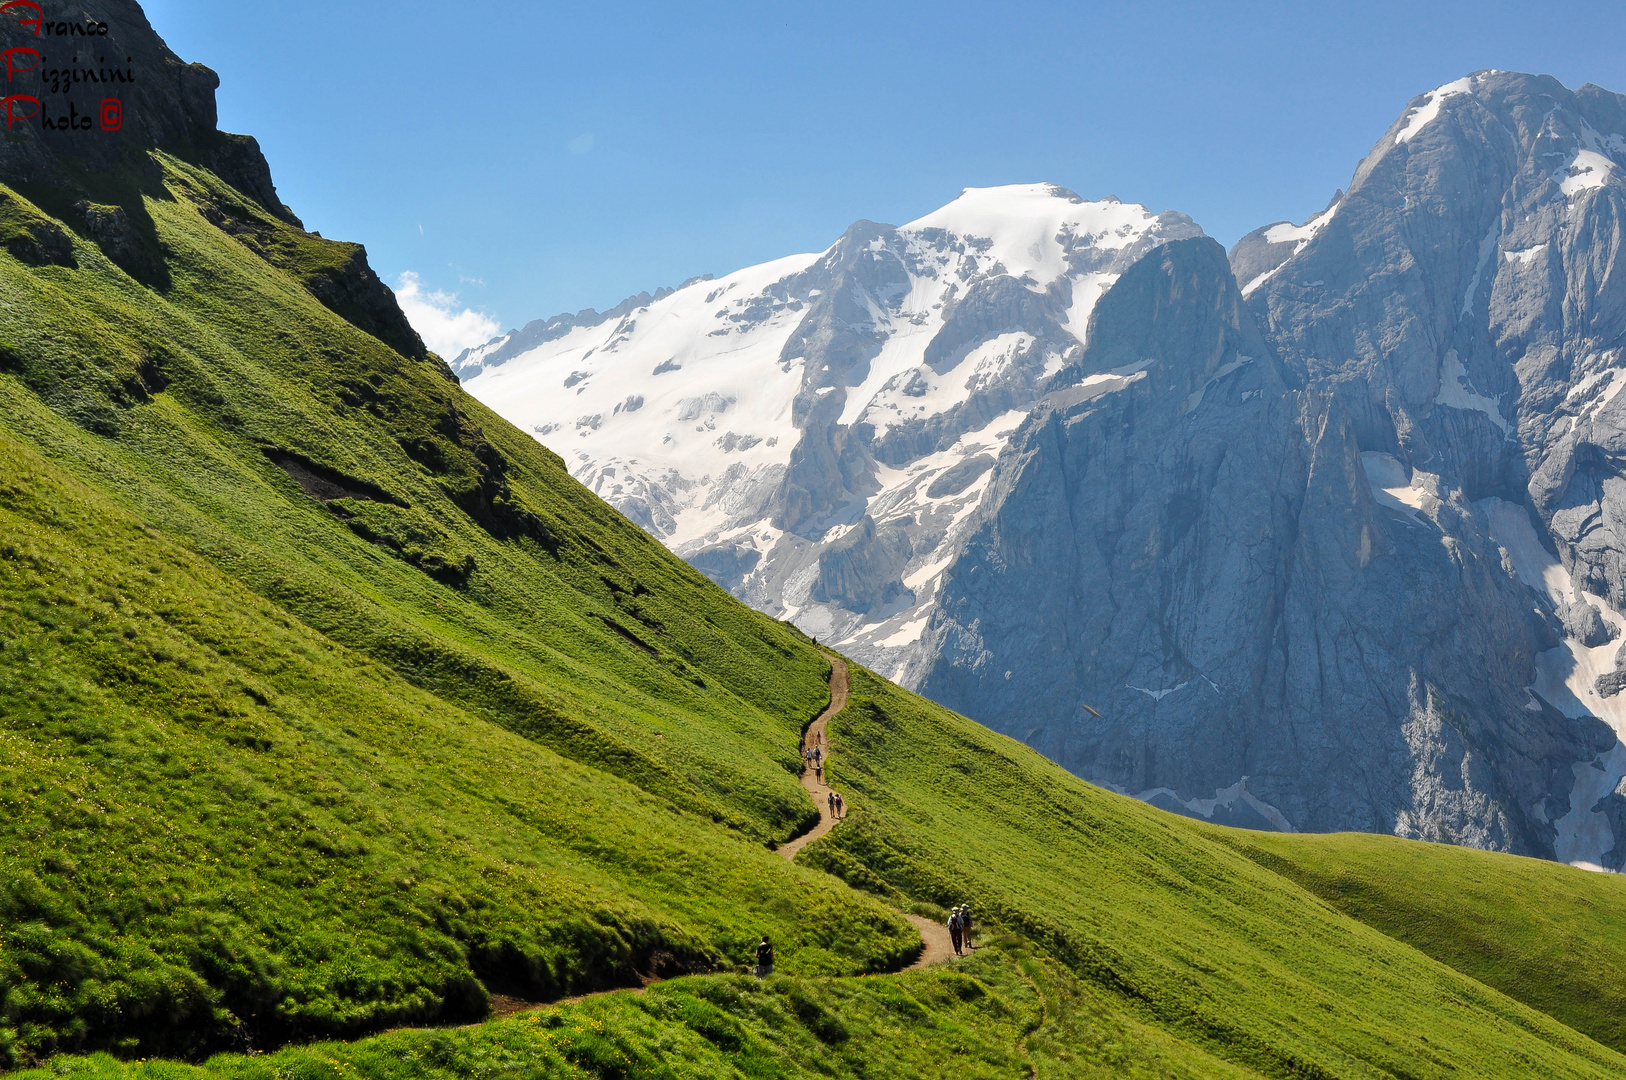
left=463, top=184, right=1202, bottom=675
left=899, top=183, right=1176, bottom=289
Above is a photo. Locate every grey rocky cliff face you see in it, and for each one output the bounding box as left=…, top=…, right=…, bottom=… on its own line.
left=1221, top=71, right=1626, bottom=864
left=914, top=235, right=1609, bottom=852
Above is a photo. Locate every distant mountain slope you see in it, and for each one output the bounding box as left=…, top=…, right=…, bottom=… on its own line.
left=1238, top=71, right=1626, bottom=866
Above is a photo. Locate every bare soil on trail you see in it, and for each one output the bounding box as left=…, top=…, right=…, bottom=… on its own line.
left=777, top=655, right=850, bottom=861
left=779, top=655, right=962, bottom=971
left=902, top=913, right=960, bottom=969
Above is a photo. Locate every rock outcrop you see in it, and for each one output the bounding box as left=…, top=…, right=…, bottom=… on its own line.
left=0, top=0, right=425, bottom=358
left=1233, top=71, right=1626, bottom=864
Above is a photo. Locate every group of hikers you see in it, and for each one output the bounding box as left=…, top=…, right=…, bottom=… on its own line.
left=804, top=733, right=845, bottom=818
left=948, top=904, right=975, bottom=955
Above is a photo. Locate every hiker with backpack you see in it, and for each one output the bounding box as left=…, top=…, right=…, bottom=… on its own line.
left=827, top=791, right=836, bottom=817
left=961, top=906, right=974, bottom=950
left=833, top=792, right=844, bottom=818
left=948, top=907, right=962, bottom=955
left=755, top=935, right=774, bottom=978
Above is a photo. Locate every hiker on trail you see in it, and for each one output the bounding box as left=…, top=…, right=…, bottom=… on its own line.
left=827, top=791, right=836, bottom=816
left=814, top=745, right=822, bottom=765
left=833, top=792, right=845, bottom=818
left=755, top=935, right=774, bottom=978
left=948, top=907, right=963, bottom=955
left=961, top=907, right=974, bottom=951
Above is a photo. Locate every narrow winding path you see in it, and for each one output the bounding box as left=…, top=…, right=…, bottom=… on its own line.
left=489, top=654, right=957, bottom=1021
left=779, top=655, right=958, bottom=970
left=777, top=655, right=849, bottom=861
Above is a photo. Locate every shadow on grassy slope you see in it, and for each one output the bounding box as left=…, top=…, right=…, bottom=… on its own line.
left=5, top=943, right=1259, bottom=1080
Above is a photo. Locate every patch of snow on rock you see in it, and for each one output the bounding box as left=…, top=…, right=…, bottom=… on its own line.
left=1435, top=349, right=1511, bottom=435
left=1561, top=150, right=1615, bottom=196
left=1503, top=244, right=1547, bottom=266
left=1481, top=496, right=1626, bottom=870
left=1361, top=453, right=1440, bottom=523
left=1394, top=74, right=1479, bottom=145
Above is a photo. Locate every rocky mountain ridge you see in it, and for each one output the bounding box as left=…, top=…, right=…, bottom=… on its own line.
left=464, top=71, right=1626, bottom=868
left=460, top=185, right=1203, bottom=673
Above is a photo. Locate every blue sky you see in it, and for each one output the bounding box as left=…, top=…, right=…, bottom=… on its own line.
left=142, top=1, right=1626, bottom=356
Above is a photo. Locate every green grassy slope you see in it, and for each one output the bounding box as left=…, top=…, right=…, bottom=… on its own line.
left=799, top=669, right=1626, bottom=1078
left=0, top=158, right=918, bottom=1064
left=1209, top=827, right=1626, bottom=1056
left=2, top=941, right=1273, bottom=1080
left=8, top=137, right=1626, bottom=1080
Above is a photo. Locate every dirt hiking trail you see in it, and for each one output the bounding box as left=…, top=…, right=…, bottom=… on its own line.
left=777, top=654, right=848, bottom=860
left=778, top=655, right=959, bottom=970
left=481, top=654, right=958, bottom=1021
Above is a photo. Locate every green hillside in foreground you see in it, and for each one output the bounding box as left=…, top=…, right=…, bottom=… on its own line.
left=8, top=14, right=1626, bottom=1077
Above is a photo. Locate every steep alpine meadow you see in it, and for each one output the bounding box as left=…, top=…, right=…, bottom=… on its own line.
left=0, top=150, right=926, bottom=1059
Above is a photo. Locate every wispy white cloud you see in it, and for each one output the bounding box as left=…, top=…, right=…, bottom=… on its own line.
left=568, top=132, right=595, bottom=154
left=394, top=272, right=500, bottom=358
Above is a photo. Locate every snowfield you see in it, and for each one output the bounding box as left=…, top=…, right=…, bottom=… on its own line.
left=461, top=183, right=1201, bottom=678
